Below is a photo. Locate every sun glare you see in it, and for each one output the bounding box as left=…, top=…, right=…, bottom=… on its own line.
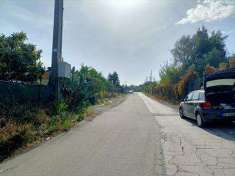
left=103, top=0, right=145, bottom=10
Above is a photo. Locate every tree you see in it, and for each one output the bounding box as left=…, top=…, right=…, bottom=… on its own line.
left=108, top=71, right=120, bottom=87
left=171, top=27, right=227, bottom=78
left=64, top=65, right=111, bottom=109
left=0, top=32, right=44, bottom=82
left=205, top=65, right=216, bottom=75
left=142, top=27, right=230, bottom=102
left=159, top=64, right=181, bottom=85
left=171, top=35, right=194, bottom=70
left=108, top=71, right=121, bottom=93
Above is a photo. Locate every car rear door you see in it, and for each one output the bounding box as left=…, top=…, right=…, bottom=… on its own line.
left=183, top=92, right=193, bottom=118
left=205, top=70, right=235, bottom=107
left=189, top=91, right=200, bottom=119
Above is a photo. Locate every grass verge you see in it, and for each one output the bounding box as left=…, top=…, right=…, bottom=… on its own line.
left=0, top=95, right=126, bottom=163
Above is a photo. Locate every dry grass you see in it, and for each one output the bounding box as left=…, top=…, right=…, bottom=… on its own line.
left=84, top=107, right=96, bottom=121
left=0, top=121, right=36, bottom=161
left=0, top=95, right=126, bottom=162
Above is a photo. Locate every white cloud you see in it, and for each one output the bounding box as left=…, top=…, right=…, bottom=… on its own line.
left=177, top=0, right=235, bottom=24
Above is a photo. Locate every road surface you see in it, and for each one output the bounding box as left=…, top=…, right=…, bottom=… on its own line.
left=139, top=93, right=235, bottom=176
left=1, top=93, right=235, bottom=176
left=0, top=93, right=161, bottom=176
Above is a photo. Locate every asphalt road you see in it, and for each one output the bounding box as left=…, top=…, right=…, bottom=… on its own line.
left=139, top=93, right=235, bottom=176
left=0, top=93, right=162, bottom=176
left=1, top=93, right=235, bottom=176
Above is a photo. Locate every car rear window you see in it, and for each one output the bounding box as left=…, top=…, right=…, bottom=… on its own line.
left=192, top=91, right=200, bottom=100
left=206, top=79, right=235, bottom=88
left=199, top=92, right=205, bottom=101
left=186, top=92, right=193, bottom=101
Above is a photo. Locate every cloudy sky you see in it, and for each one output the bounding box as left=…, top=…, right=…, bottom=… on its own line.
left=0, top=0, right=235, bottom=85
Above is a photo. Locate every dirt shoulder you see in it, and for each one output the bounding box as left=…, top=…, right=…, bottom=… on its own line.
left=0, top=95, right=127, bottom=164
left=85, top=95, right=127, bottom=121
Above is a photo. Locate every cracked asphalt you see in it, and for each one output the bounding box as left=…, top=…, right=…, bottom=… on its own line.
left=1, top=93, right=235, bottom=176
left=139, top=93, right=235, bottom=176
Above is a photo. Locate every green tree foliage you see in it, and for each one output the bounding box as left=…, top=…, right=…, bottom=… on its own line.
left=108, top=71, right=120, bottom=87
left=0, top=32, right=44, bottom=82
left=172, top=27, right=227, bottom=78
left=171, top=35, right=194, bottom=70
left=142, top=27, right=231, bottom=102
left=159, top=64, right=181, bottom=85
left=108, top=71, right=121, bottom=93
left=63, top=65, right=118, bottom=112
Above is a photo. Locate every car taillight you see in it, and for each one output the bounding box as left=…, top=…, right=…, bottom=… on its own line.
left=200, top=101, right=212, bottom=109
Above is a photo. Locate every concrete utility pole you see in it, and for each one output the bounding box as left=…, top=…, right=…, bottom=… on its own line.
left=50, top=0, right=64, bottom=101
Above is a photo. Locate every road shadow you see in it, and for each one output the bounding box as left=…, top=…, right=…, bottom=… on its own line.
left=204, top=122, right=235, bottom=141
left=183, top=118, right=235, bottom=141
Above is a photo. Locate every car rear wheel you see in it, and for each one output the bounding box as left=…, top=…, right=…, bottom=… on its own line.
left=196, top=113, right=205, bottom=127
left=179, top=107, right=185, bottom=119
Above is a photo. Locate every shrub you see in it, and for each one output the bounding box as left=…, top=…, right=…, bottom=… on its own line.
left=53, top=101, right=68, bottom=115
left=0, top=121, right=35, bottom=161
left=0, top=97, right=39, bottom=122
left=229, top=58, right=235, bottom=68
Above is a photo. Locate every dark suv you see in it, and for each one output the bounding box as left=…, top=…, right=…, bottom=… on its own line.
left=179, top=69, right=235, bottom=127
